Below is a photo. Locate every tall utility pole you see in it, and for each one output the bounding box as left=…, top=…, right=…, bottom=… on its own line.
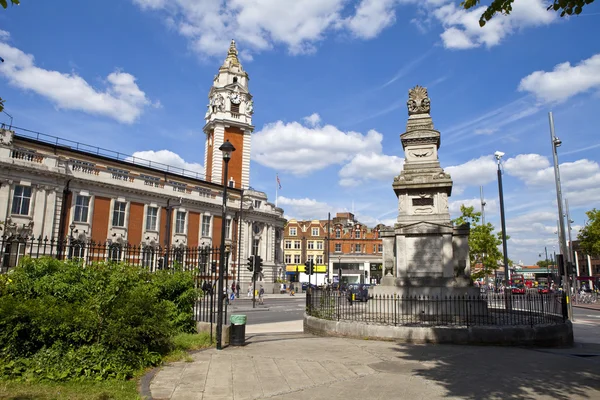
left=480, top=186, right=488, bottom=285
left=495, top=151, right=510, bottom=286
left=566, top=198, right=576, bottom=290
left=549, top=112, right=572, bottom=320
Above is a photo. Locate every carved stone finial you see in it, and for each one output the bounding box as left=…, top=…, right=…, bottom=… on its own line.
left=407, top=85, right=430, bottom=116
left=222, top=39, right=241, bottom=68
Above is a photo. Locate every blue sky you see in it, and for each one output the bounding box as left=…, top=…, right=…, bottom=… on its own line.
left=1, top=0, right=599, bottom=265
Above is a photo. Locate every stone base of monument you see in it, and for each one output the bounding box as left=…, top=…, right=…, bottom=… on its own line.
left=369, top=277, right=488, bottom=317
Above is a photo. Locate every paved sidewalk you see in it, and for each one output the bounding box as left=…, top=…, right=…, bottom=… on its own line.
left=144, top=323, right=600, bottom=400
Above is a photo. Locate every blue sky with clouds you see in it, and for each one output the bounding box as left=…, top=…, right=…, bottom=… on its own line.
left=1, top=0, right=599, bottom=265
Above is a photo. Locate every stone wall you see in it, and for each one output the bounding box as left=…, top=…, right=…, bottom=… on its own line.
left=304, top=315, right=573, bottom=347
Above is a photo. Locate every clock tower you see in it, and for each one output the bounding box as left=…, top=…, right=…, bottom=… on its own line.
left=203, top=40, right=254, bottom=189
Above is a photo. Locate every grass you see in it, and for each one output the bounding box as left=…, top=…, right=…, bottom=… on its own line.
left=0, top=332, right=213, bottom=400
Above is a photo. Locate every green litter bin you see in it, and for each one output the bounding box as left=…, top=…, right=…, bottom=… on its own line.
left=229, top=314, right=247, bottom=346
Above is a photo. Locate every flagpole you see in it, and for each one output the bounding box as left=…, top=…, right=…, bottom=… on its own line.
left=275, top=174, right=278, bottom=208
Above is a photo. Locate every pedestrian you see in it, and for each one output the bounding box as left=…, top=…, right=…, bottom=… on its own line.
left=247, top=284, right=252, bottom=297
left=259, top=285, right=265, bottom=304
left=231, top=282, right=236, bottom=299
left=236, top=282, right=240, bottom=298
left=290, top=282, right=295, bottom=296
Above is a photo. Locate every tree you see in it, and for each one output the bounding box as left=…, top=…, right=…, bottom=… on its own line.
left=453, top=205, right=508, bottom=280
left=577, top=208, right=600, bottom=257
left=461, top=0, right=595, bottom=27
left=536, top=259, right=552, bottom=269
left=0, top=98, right=4, bottom=113
left=0, top=0, right=20, bottom=9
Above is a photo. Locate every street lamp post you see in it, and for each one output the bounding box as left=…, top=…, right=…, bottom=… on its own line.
left=495, top=151, right=510, bottom=287
left=216, top=140, right=235, bottom=350
left=549, top=112, right=572, bottom=320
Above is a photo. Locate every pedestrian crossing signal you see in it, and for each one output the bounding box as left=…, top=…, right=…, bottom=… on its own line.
left=246, top=256, right=254, bottom=272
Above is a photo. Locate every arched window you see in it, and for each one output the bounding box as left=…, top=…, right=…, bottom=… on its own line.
left=68, top=239, right=85, bottom=260
left=108, top=243, right=122, bottom=262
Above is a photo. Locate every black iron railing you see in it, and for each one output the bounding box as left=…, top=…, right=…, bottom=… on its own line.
left=0, top=235, right=229, bottom=324
left=306, top=289, right=567, bottom=327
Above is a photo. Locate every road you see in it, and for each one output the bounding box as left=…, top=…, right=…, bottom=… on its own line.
left=572, top=306, right=600, bottom=345
left=227, top=296, right=305, bottom=325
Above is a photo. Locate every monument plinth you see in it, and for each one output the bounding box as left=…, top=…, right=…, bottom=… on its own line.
left=371, top=86, right=477, bottom=299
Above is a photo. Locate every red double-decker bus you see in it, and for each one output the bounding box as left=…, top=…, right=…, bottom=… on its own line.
left=510, top=274, right=526, bottom=294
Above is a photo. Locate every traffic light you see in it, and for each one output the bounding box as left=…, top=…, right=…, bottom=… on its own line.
left=246, top=256, right=254, bottom=272
left=557, top=254, right=565, bottom=276
left=254, top=255, right=263, bottom=273
left=211, top=261, right=217, bottom=274
left=305, top=260, right=314, bottom=275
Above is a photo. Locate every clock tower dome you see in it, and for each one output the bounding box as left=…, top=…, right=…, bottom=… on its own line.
left=203, top=40, right=254, bottom=189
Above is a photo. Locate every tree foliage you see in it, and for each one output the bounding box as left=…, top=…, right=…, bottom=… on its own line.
left=0, top=0, right=20, bottom=9
left=453, top=205, right=508, bottom=279
left=577, top=208, right=600, bottom=257
left=460, top=0, right=595, bottom=27
left=0, top=257, right=200, bottom=381
left=536, top=259, right=553, bottom=269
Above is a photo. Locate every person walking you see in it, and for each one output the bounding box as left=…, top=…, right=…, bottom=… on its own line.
left=236, top=282, right=240, bottom=298
left=259, top=285, right=265, bottom=305
left=247, top=284, right=252, bottom=297
left=290, top=282, right=295, bottom=296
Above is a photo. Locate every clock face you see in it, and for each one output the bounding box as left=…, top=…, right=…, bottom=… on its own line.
left=230, top=93, right=241, bottom=104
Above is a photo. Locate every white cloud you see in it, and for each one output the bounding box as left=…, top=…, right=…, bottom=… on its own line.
left=252, top=119, right=383, bottom=175
left=0, top=30, right=9, bottom=41
left=278, top=196, right=332, bottom=220
left=0, top=37, right=152, bottom=124
left=518, top=54, right=600, bottom=103
left=432, top=0, right=555, bottom=50
left=445, top=155, right=497, bottom=187
left=344, top=0, right=398, bottom=39
left=338, top=152, right=404, bottom=187
left=129, top=150, right=204, bottom=175
left=303, top=113, right=321, bottom=127
left=449, top=197, right=498, bottom=217
left=504, top=153, right=551, bottom=184
left=133, top=0, right=347, bottom=57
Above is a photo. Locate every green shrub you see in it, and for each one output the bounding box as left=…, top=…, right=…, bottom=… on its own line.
left=0, top=257, right=199, bottom=381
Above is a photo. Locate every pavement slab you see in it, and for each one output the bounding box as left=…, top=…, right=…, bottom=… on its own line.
left=145, top=326, right=600, bottom=400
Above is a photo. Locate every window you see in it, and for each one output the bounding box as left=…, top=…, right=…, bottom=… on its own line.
left=335, top=243, right=341, bottom=252
left=316, top=241, right=323, bottom=250
left=175, top=211, right=186, bottom=234
left=11, top=185, right=32, bottom=215
left=284, top=240, right=292, bottom=249
left=378, top=244, right=383, bottom=252
left=354, top=244, right=361, bottom=253
left=233, top=77, right=238, bottom=83
left=231, top=102, right=240, bottom=113
left=289, top=227, right=297, bottom=236
left=312, top=227, right=319, bottom=236
left=308, top=255, right=314, bottom=262
left=307, top=241, right=314, bottom=250
left=252, top=238, right=259, bottom=257
left=225, top=218, right=232, bottom=239
left=142, top=247, right=155, bottom=269
left=316, top=255, right=323, bottom=264
left=146, top=207, right=158, bottom=231
left=335, top=229, right=341, bottom=239
left=373, top=244, right=377, bottom=253
left=293, top=241, right=301, bottom=249
left=112, top=201, right=126, bottom=227
left=285, top=254, right=291, bottom=264
left=2, top=239, right=26, bottom=270
left=254, top=200, right=261, bottom=209
left=108, top=243, right=122, bottom=262
left=294, top=254, right=301, bottom=264
left=201, top=215, right=211, bottom=237
left=74, top=195, right=90, bottom=223
left=68, top=240, right=85, bottom=260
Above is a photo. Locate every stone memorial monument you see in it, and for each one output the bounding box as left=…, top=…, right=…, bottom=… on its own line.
left=371, top=85, right=477, bottom=298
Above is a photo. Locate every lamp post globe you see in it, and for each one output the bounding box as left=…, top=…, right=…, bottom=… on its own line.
left=216, top=139, right=235, bottom=350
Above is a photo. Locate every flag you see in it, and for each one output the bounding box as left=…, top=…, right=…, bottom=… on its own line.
left=277, top=174, right=281, bottom=190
